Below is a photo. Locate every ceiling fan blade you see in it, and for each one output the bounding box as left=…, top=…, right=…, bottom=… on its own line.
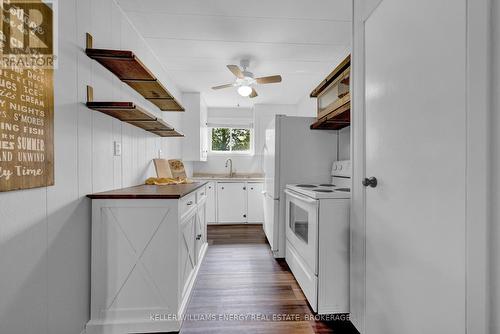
left=212, top=83, right=234, bottom=90
left=255, top=75, right=282, bottom=84
left=249, top=88, right=258, bottom=98
left=227, top=65, right=244, bottom=79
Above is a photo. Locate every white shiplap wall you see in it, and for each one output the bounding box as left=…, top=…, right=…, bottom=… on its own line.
left=491, top=1, right=500, bottom=332
left=0, top=1, right=185, bottom=334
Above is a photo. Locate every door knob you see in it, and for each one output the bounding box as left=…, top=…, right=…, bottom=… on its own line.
left=362, top=177, right=378, bottom=188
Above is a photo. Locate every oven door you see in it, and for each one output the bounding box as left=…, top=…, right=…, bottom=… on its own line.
left=285, top=189, right=319, bottom=275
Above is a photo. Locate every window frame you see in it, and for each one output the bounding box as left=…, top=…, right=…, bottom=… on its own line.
left=208, top=126, right=255, bottom=156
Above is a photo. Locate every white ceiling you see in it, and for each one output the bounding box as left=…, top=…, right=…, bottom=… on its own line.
left=117, top=0, right=352, bottom=108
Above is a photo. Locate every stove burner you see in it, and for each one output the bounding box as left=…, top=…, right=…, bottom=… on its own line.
left=320, top=184, right=336, bottom=187
left=335, top=188, right=350, bottom=192
left=297, top=184, right=317, bottom=188
left=314, top=189, right=334, bottom=193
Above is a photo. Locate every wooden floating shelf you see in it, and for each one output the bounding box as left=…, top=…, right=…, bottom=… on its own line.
left=85, top=48, right=184, bottom=112
left=310, top=55, right=351, bottom=98
left=86, top=102, right=183, bottom=137
left=150, top=130, right=185, bottom=138
left=310, top=54, right=351, bottom=130
left=310, top=102, right=351, bottom=130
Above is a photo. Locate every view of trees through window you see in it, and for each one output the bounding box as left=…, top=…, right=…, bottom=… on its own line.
left=211, top=128, right=251, bottom=152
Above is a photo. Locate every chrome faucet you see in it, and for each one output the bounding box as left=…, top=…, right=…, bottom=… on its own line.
left=225, top=158, right=234, bottom=177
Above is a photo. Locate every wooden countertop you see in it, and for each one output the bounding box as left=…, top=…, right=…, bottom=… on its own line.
left=87, top=182, right=207, bottom=199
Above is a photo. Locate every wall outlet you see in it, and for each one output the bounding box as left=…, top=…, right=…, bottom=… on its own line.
left=114, top=141, right=122, bottom=156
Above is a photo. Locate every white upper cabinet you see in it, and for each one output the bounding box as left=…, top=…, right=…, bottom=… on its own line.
left=181, top=93, right=208, bottom=161
left=247, top=183, right=264, bottom=223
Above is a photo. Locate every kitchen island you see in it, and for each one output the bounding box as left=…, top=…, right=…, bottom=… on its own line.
left=86, top=182, right=208, bottom=334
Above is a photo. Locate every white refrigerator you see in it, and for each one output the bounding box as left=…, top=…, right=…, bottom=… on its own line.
left=262, top=115, right=338, bottom=258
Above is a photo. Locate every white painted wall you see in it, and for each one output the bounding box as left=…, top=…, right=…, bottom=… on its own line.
left=296, top=94, right=317, bottom=118
left=491, top=1, right=499, bottom=332
left=338, top=126, right=351, bottom=161
left=0, top=1, right=185, bottom=333
left=296, top=94, right=351, bottom=161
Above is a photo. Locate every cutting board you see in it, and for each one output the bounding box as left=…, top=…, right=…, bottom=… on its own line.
left=153, top=159, right=173, bottom=178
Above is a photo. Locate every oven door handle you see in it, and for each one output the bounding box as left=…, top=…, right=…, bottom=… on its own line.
left=284, top=189, right=318, bottom=204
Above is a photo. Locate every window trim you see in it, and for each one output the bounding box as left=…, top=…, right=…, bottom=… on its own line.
left=208, top=126, right=254, bottom=156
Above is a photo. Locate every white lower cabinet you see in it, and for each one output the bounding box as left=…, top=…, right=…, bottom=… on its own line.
left=199, top=180, right=264, bottom=224
left=205, top=182, right=216, bottom=223
left=217, top=182, right=247, bottom=223
left=195, top=197, right=207, bottom=262
left=179, top=211, right=197, bottom=301
left=247, top=183, right=264, bottom=223
left=87, top=185, right=208, bottom=334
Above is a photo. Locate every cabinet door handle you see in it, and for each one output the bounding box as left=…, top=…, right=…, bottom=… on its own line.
left=196, top=234, right=202, bottom=240
left=187, top=201, right=193, bottom=206
left=250, top=187, right=254, bottom=190
left=221, top=187, right=224, bottom=190
left=243, top=187, right=246, bottom=190
left=243, top=214, right=247, bottom=218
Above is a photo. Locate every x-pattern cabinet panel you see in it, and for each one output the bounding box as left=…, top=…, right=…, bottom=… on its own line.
left=87, top=184, right=208, bottom=334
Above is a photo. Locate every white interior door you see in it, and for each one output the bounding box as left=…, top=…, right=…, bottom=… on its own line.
left=364, top=0, right=466, bottom=333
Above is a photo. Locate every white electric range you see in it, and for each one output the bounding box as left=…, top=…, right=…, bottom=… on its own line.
left=284, top=160, right=351, bottom=314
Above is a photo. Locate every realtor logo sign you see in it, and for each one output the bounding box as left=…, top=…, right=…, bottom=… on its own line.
left=0, top=0, right=57, bottom=69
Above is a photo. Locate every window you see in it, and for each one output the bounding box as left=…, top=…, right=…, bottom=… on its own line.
left=210, top=127, right=253, bottom=154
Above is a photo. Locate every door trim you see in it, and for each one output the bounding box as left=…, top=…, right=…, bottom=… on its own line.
left=351, top=0, right=490, bottom=333
left=464, top=0, right=490, bottom=332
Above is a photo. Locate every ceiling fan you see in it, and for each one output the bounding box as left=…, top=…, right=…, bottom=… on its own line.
left=211, top=60, right=282, bottom=98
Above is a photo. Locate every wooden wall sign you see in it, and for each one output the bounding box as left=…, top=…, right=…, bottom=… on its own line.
left=0, top=1, right=55, bottom=192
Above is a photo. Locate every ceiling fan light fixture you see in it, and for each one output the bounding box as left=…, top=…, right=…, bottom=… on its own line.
left=237, top=85, right=253, bottom=97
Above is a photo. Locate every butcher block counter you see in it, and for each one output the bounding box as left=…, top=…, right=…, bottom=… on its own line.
left=86, top=182, right=209, bottom=334
left=87, top=182, right=207, bottom=199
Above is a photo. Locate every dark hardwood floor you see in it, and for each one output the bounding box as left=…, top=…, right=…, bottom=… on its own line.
left=180, top=224, right=358, bottom=334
